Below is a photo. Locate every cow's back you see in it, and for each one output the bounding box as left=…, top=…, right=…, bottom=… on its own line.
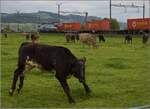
left=19, top=44, right=77, bottom=71
left=36, top=45, right=77, bottom=72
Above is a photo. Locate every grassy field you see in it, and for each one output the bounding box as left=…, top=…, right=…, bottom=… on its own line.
left=1, top=33, right=150, bottom=108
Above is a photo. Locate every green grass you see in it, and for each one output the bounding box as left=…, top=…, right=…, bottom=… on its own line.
left=1, top=33, right=150, bottom=108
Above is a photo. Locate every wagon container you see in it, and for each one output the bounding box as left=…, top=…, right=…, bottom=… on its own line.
left=84, top=19, right=110, bottom=31
left=57, top=22, right=81, bottom=31
left=127, top=18, right=150, bottom=30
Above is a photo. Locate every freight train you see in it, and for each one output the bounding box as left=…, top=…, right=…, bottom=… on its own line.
left=39, top=19, right=110, bottom=33
left=39, top=18, right=150, bottom=34
left=55, top=19, right=110, bottom=32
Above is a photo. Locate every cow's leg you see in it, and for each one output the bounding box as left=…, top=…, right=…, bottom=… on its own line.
left=9, top=67, right=24, bottom=95
left=73, top=75, right=91, bottom=94
left=129, top=40, right=131, bottom=44
left=145, top=38, right=148, bottom=44
left=124, top=39, right=126, bottom=44
left=55, top=75, right=75, bottom=103
left=17, top=75, right=24, bottom=94
left=100, top=39, right=101, bottom=43
left=80, top=81, right=91, bottom=94
left=143, top=38, right=145, bottom=44
left=103, top=38, right=105, bottom=42
left=128, top=39, right=130, bottom=44
left=17, top=64, right=35, bottom=93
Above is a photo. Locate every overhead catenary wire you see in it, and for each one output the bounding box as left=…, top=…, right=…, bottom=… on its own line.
left=111, top=1, right=145, bottom=18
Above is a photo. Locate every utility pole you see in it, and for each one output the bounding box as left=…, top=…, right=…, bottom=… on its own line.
left=84, top=12, right=88, bottom=23
left=143, top=3, right=145, bottom=18
left=37, top=15, right=40, bottom=32
left=57, top=3, right=62, bottom=24
left=17, top=11, right=20, bottom=32
left=110, top=0, right=112, bottom=20
left=38, top=15, right=40, bottom=24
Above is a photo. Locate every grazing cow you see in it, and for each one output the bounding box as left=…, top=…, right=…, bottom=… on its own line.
left=75, top=32, right=79, bottom=42
left=98, top=34, right=105, bottom=43
left=31, top=33, right=39, bottom=43
left=79, top=33, right=98, bottom=48
left=4, top=33, right=8, bottom=38
left=26, top=33, right=30, bottom=40
left=9, top=43, right=91, bottom=103
left=22, top=32, right=30, bottom=40
left=65, top=33, right=77, bottom=43
left=142, top=33, right=149, bottom=44
left=124, top=34, right=132, bottom=44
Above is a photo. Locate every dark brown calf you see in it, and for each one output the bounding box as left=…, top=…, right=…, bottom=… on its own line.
left=65, top=33, right=79, bottom=43
left=125, top=34, right=132, bottom=44
left=142, top=33, right=149, bottom=44
left=98, top=34, right=105, bottom=43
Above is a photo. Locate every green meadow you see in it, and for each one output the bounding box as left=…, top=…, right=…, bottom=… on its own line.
left=1, top=33, right=150, bottom=108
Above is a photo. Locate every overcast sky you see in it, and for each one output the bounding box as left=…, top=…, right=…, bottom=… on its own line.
left=1, top=0, right=150, bottom=22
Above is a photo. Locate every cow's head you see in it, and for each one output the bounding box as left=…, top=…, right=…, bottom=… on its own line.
left=73, top=57, right=86, bottom=82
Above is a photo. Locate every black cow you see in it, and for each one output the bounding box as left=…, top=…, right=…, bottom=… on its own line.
left=9, top=43, right=91, bottom=103
left=4, top=33, right=7, bottom=38
left=75, top=32, right=79, bottom=42
left=98, top=34, right=105, bottom=43
left=124, top=34, right=132, bottom=44
left=142, top=33, right=149, bottom=44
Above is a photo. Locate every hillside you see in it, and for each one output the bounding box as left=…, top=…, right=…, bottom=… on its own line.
left=1, top=11, right=101, bottom=24
left=1, top=11, right=127, bottom=30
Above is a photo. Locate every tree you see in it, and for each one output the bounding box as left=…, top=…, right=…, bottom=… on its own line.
left=110, top=18, right=120, bottom=30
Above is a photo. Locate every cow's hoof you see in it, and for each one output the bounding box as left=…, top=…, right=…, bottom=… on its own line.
left=17, top=88, right=20, bottom=94
left=69, top=99, right=75, bottom=104
left=86, top=89, right=91, bottom=95
left=9, top=89, right=13, bottom=96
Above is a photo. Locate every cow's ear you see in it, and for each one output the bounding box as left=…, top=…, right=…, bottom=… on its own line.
left=82, top=57, right=86, bottom=63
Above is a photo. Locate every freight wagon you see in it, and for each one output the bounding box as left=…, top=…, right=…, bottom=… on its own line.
left=127, top=18, right=150, bottom=31
left=83, top=19, right=110, bottom=31
left=57, top=22, right=81, bottom=31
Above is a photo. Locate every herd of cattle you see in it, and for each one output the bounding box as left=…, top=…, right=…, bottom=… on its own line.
left=64, top=32, right=149, bottom=47
left=2, top=32, right=149, bottom=103
left=4, top=32, right=149, bottom=47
